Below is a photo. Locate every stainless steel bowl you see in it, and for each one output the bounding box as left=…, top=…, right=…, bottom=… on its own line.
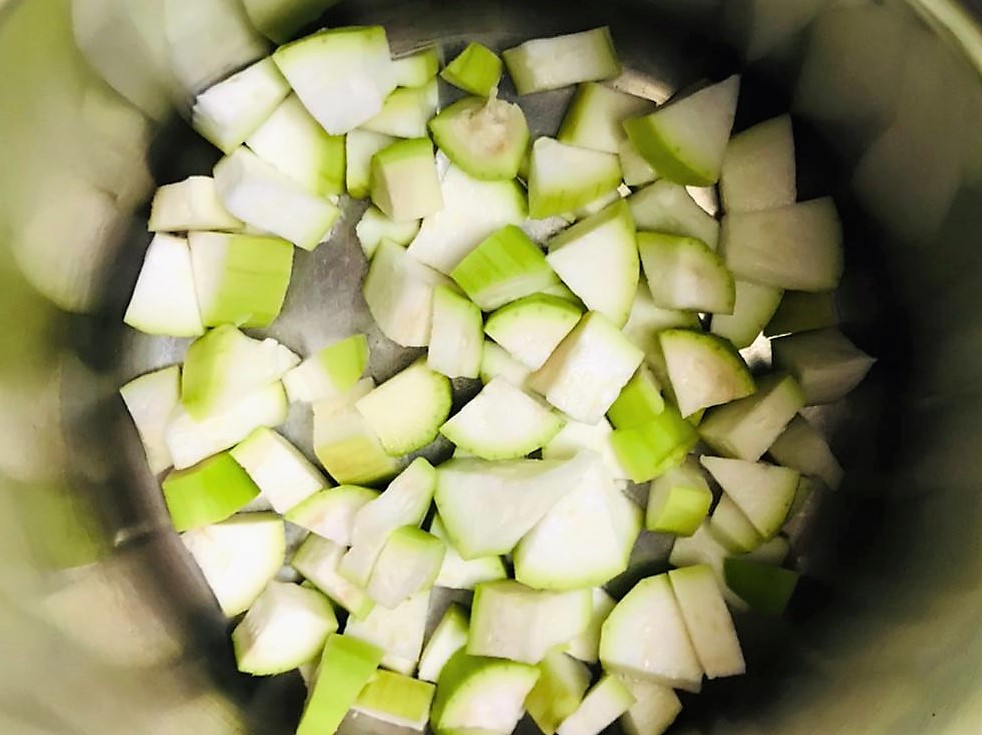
left=0, top=0, right=980, bottom=733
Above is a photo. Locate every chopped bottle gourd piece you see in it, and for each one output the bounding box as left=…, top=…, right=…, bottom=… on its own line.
left=272, top=26, right=396, bottom=135
left=623, top=75, right=740, bottom=186
left=440, top=378, right=563, bottom=460
left=370, top=137, right=444, bottom=222
left=698, top=373, right=806, bottom=461
left=296, top=634, right=384, bottom=735
left=430, top=95, right=530, bottom=181
left=245, top=94, right=346, bottom=197
left=427, top=287, right=484, bottom=379
left=124, top=233, right=204, bottom=338
left=343, top=590, right=430, bottom=674
left=441, top=42, right=503, bottom=97
left=148, top=176, right=243, bottom=232
left=484, top=294, right=583, bottom=371
left=282, top=334, right=370, bottom=404
left=231, top=581, right=338, bottom=675
left=503, top=28, right=621, bottom=95
left=418, top=603, right=470, bottom=683
left=162, top=452, right=261, bottom=532
left=213, top=146, right=340, bottom=251
left=191, top=58, right=291, bottom=155
left=182, top=513, right=285, bottom=616
left=187, top=231, right=293, bottom=328
left=285, top=484, right=379, bottom=546
left=701, top=456, right=800, bottom=539
left=545, top=200, right=639, bottom=327
left=120, top=364, right=181, bottom=475
left=230, top=427, right=328, bottom=513
left=451, top=224, right=559, bottom=311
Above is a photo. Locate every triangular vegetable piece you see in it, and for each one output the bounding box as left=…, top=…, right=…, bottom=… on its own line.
left=720, top=198, right=844, bottom=291
left=647, top=459, right=713, bottom=536
left=699, top=373, right=805, bottom=461
left=768, top=414, right=844, bottom=490
left=407, top=164, right=527, bottom=274
left=514, top=457, right=638, bottom=590
left=526, top=651, right=591, bottom=735
left=617, top=676, right=682, bottom=735
left=180, top=325, right=298, bottom=419
left=430, top=651, right=539, bottom=734
left=565, top=588, right=616, bottom=664
left=627, top=179, right=720, bottom=249
left=429, top=95, right=529, bottom=180
left=723, top=557, right=800, bottom=615
left=430, top=516, right=508, bottom=590
left=546, top=200, right=639, bottom=326
left=451, top=224, right=560, bottom=311
left=370, top=138, right=444, bottom=222
left=124, top=234, right=204, bottom=337
left=347, top=130, right=396, bottom=199
left=623, top=75, right=740, bottom=186
left=558, top=82, right=655, bottom=154
left=162, top=452, right=260, bottom=531
left=658, top=329, right=755, bottom=417
left=292, top=535, right=375, bottom=620
left=720, top=114, right=796, bottom=213
left=700, top=456, right=799, bottom=538
left=312, top=378, right=401, bottom=486
left=484, top=294, right=582, bottom=371
left=231, top=581, right=337, bottom=675
left=272, top=26, right=396, bottom=135
left=355, top=361, right=452, bottom=455
left=353, top=670, right=436, bottom=730
left=191, top=58, right=290, bottom=154
left=556, top=675, right=635, bottom=735
left=120, top=365, right=181, bottom=475
left=668, top=565, right=745, bottom=678
left=434, top=453, right=593, bottom=559
left=365, top=527, right=445, bottom=608
left=364, top=240, right=454, bottom=347
left=245, top=94, right=345, bottom=197
left=710, top=280, right=784, bottom=349
left=148, top=176, right=243, bottom=232
left=441, top=42, right=502, bottom=96
left=529, top=137, right=622, bottom=219
left=770, top=327, right=876, bottom=404
left=165, top=382, right=289, bottom=469
left=356, top=206, right=421, bottom=259
left=599, top=573, right=704, bottom=692
left=339, top=457, right=437, bottom=587
left=285, top=484, right=378, bottom=545
left=428, top=286, right=484, bottom=379
left=392, top=45, right=442, bottom=88
left=182, top=512, right=284, bottom=616
left=440, top=378, right=563, bottom=460
left=638, top=232, right=734, bottom=314
left=418, top=603, right=470, bottom=683
left=530, top=312, right=644, bottom=424
left=362, top=81, right=440, bottom=138
left=230, top=427, right=328, bottom=513
left=282, top=334, right=370, bottom=404
left=213, top=146, right=340, bottom=250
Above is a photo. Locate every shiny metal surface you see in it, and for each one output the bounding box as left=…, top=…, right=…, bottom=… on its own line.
left=0, top=0, right=980, bottom=733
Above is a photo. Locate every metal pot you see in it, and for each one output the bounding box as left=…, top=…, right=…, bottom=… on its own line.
left=0, top=0, right=979, bottom=733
